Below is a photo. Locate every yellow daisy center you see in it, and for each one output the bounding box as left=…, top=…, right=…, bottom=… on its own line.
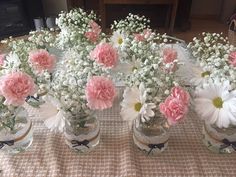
left=118, top=38, right=123, bottom=45
left=212, top=97, right=223, bottom=108
left=201, top=71, right=210, bottom=78
left=134, top=102, right=142, bottom=112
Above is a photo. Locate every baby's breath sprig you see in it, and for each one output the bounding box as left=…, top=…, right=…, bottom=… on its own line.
left=111, top=13, right=150, bottom=34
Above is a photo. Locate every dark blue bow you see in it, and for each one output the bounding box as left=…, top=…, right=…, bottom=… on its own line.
left=0, top=140, right=14, bottom=149
left=26, top=95, right=39, bottom=102
left=221, top=139, right=236, bottom=151
left=147, top=142, right=166, bottom=155
left=71, top=140, right=90, bottom=149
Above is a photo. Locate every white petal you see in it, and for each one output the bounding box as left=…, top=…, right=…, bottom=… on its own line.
left=145, top=109, right=155, bottom=117
left=223, top=101, right=236, bottom=125
left=120, top=107, right=139, bottom=121
left=195, top=87, right=217, bottom=99
left=44, top=110, right=65, bottom=132
left=146, top=103, right=156, bottom=109
left=208, top=109, right=220, bottom=125
left=195, top=98, right=212, bottom=112
left=216, top=109, right=229, bottom=128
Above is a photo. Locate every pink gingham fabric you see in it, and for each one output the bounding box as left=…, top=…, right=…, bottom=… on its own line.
left=0, top=89, right=236, bottom=177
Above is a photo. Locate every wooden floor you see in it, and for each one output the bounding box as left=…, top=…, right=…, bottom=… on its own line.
left=0, top=18, right=228, bottom=51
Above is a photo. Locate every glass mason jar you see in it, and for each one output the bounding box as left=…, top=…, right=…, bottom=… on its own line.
left=133, top=114, right=170, bottom=155
left=202, top=122, right=236, bottom=154
left=64, top=112, right=100, bottom=153
left=0, top=107, right=33, bottom=154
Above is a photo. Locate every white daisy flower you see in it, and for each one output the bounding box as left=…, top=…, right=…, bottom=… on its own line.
left=194, top=80, right=236, bottom=128
left=190, top=65, right=212, bottom=86
left=43, top=95, right=66, bottom=132
left=120, top=83, right=156, bottom=123
left=110, top=31, right=126, bottom=48
left=113, top=55, right=141, bottom=75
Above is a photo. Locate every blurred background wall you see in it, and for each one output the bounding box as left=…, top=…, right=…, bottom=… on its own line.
left=42, top=0, right=68, bottom=17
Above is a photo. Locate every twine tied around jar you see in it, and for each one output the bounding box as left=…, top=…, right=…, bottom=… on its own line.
left=70, top=130, right=100, bottom=149
left=133, top=132, right=168, bottom=155
left=147, top=141, right=168, bottom=155
left=0, top=122, right=32, bottom=149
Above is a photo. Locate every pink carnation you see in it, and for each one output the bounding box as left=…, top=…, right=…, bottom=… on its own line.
left=0, top=54, right=5, bottom=66
left=159, top=87, right=189, bottom=125
left=85, top=32, right=100, bottom=43
left=143, top=29, right=151, bottom=37
left=228, top=51, right=236, bottom=67
left=171, top=86, right=190, bottom=105
left=0, top=72, right=36, bottom=106
left=163, top=48, right=177, bottom=63
left=85, top=20, right=101, bottom=43
left=134, top=33, right=145, bottom=42
left=162, top=48, right=178, bottom=72
left=89, top=21, right=101, bottom=33
left=29, top=49, right=56, bottom=73
left=134, top=29, right=151, bottom=42
left=159, top=96, right=188, bottom=126
left=90, top=43, right=118, bottom=68
left=85, top=76, right=116, bottom=110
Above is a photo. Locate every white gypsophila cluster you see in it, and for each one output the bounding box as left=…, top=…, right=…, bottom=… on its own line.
left=125, top=60, right=178, bottom=106
left=111, top=13, right=150, bottom=34
left=112, top=31, right=173, bottom=79
left=187, top=32, right=236, bottom=89
left=110, top=27, right=170, bottom=63
left=28, top=29, right=57, bottom=48
left=128, top=33, right=169, bottom=63
left=111, top=31, right=156, bottom=63
left=49, top=47, right=110, bottom=119
left=55, top=9, right=101, bottom=49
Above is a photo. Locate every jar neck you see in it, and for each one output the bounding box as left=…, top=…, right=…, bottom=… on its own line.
left=137, top=111, right=169, bottom=128
left=66, top=111, right=97, bottom=129
left=204, top=122, right=236, bottom=136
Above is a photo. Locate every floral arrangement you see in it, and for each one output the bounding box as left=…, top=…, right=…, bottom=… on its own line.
left=45, top=47, right=116, bottom=132
left=187, top=32, right=236, bottom=128
left=111, top=15, right=190, bottom=127
left=0, top=29, right=58, bottom=130
left=43, top=9, right=117, bottom=132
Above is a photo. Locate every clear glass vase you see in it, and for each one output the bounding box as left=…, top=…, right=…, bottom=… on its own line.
left=133, top=114, right=170, bottom=155
left=64, top=112, right=100, bottom=153
left=0, top=107, right=33, bottom=154
left=202, top=122, right=236, bottom=154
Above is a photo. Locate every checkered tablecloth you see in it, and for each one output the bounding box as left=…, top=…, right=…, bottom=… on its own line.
left=0, top=90, right=236, bottom=177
